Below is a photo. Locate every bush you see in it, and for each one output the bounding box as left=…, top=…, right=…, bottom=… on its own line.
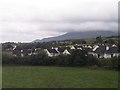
left=69, top=49, right=88, bottom=66
left=29, top=51, right=49, bottom=65
left=54, top=55, right=70, bottom=66
left=111, top=56, right=119, bottom=70
left=2, top=52, right=14, bottom=65
left=98, top=56, right=119, bottom=70
left=2, top=49, right=119, bottom=71
left=87, top=55, right=99, bottom=66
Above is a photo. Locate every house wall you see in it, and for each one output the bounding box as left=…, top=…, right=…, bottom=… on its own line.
left=70, top=46, right=75, bottom=49
left=44, top=49, right=52, bottom=57
left=99, top=54, right=104, bottom=58
left=91, top=53, right=104, bottom=58
left=63, top=49, right=70, bottom=55
left=90, top=53, right=98, bottom=58
left=113, top=53, right=119, bottom=57
left=44, top=49, right=59, bottom=57
left=104, top=54, right=111, bottom=58
left=21, top=53, right=24, bottom=57
left=28, top=53, right=32, bottom=56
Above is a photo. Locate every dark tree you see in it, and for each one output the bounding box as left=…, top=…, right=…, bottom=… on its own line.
left=95, top=36, right=102, bottom=43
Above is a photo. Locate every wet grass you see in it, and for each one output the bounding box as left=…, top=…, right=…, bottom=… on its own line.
left=2, top=66, right=118, bottom=88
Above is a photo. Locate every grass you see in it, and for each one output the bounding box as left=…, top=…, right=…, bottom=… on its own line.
left=2, top=66, right=119, bottom=88
left=0, top=67, right=2, bottom=89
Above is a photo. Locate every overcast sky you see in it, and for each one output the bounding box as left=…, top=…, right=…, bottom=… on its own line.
left=0, top=0, right=118, bottom=42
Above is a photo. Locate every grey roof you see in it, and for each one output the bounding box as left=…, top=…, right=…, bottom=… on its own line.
left=74, top=45, right=83, bottom=49
left=94, top=45, right=106, bottom=54
left=58, top=47, right=66, bottom=53
left=84, top=47, right=92, bottom=52
left=94, top=45, right=118, bottom=54
left=106, top=47, right=118, bottom=54
left=47, top=49, right=58, bottom=53
left=58, top=47, right=70, bottom=53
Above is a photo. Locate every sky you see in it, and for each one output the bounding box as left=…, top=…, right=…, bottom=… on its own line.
left=0, top=0, right=119, bottom=42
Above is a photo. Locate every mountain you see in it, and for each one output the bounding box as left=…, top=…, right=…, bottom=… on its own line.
left=33, top=30, right=118, bottom=42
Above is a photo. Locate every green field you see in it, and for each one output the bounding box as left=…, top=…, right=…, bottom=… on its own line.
left=2, top=66, right=118, bottom=88
left=0, top=67, right=2, bottom=89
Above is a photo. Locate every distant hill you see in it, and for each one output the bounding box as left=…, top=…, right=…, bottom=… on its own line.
left=33, top=30, right=118, bottom=42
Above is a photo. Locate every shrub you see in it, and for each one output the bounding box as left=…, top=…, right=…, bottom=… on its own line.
left=87, top=55, right=99, bottom=66
left=98, top=58, right=114, bottom=70
left=111, top=56, right=119, bottom=70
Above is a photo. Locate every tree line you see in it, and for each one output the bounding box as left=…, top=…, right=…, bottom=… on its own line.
left=2, top=49, right=119, bottom=70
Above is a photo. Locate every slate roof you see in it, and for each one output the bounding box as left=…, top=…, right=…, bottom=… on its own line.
left=12, top=50, right=21, bottom=56
left=58, top=47, right=70, bottom=53
left=84, top=47, right=92, bottom=52
left=47, top=49, right=59, bottom=53
left=94, top=45, right=106, bottom=54
left=58, top=47, right=66, bottom=53
left=74, top=45, right=83, bottom=49
left=93, top=45, right=118, bottom=54
left=106, top=47, right=118, bottom=54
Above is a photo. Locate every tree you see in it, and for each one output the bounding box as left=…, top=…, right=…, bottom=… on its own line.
left=95, top=36, right=102, bottom=43
left=111, top=56, right=119, bottom=70
left=107, top=39, right=116, bottom=45
left=70, top=49, right=88, bottom=66
left=81, top=40, right=87, bottom=44
left=118, top=39, right=120, bottom=53
left=87, top=54, right=99, bottom=66
left=29, top=51, right=49, bottom=65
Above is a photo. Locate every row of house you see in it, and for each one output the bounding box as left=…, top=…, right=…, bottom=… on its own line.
left=44, top=44, right=119, bottom=58
left=12, top=44, right=119, bottom=58
left=12, top=45, right=42, bottom=57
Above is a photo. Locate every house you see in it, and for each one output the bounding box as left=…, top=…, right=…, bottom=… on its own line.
left=26, top=49, right=33, bottom=56
left=70, top=46, right=76, bottom=50
left=63, top=49, right=71, bottom=55
left=12, top=45, right=17, bottom=50
left=58, top=47, right=71, bottom=55
left=12, top=45, right=23, bottom=57
left=92, top=44, right=119, bottom=58
left=92, top=45, right=107, bottom=58
left=13, top=50, right=21, bottom=57
left=84, top=47, right=93, bottom=55
left=44, top=49, right=60, bottom=57
left=32, top=48, right=42, bottom=55
left=74, top=45, right=83, bottom=50
left=105, top=46, right=119, bottom=58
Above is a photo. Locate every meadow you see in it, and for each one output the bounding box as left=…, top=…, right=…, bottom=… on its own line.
left=0, top=67, right=2, bottom=89
left=2, top=66, right=118, bottom=88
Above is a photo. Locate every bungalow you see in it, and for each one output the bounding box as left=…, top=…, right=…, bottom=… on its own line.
left=13, top=50, right=21, bottom=57
left=105, top=46, right=119, bottom=58
left=84, top=47, right=93, bottom=55
left=32, top=48, right=42, bottom=55
left=58, top=47, right=71, bottom=55
left=70, top=46, right=76, bottom=50
left=92, top=45, right=119, bottom=58
left=12, top=45, right=23, bottom=57
left=44, top=49, right=60, bottom=57
left=26, top=49, right=33, bottom=56
left=93, top=45, right=106, bottom=58
left=74, top=45, right=83, bottom=50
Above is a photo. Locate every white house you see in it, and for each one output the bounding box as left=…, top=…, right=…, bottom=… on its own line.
left=70, top=46, right=76, bottom=50
left=58, top=47, right=71, bottom=55
left=44, top=49, right=60, bottom=57
left=63, top=49, right=71, bottom=55
left=92, top=45, right=119, bottom=58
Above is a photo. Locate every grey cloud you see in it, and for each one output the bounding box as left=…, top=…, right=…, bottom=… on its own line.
left=0, top=0, right=118, bottom=42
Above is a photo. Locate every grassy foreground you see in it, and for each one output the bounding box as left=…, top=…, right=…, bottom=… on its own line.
left=2, top=66, right=118, bottom=88
left=0, top=67, right=2, bottom=89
